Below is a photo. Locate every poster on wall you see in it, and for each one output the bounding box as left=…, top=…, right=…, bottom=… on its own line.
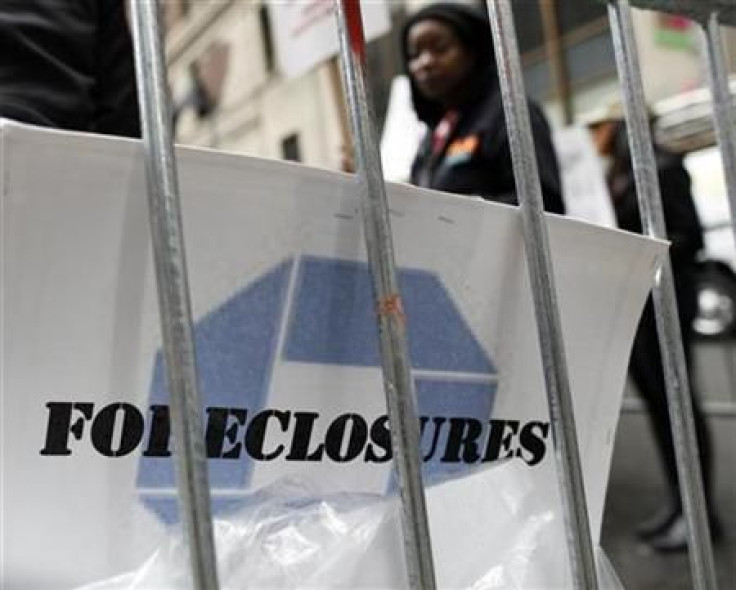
left=268, top=0, right=391, bottom=78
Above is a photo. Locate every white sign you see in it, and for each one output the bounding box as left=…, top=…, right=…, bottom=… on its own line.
left=380, top=75, right=426, bottom=183
left=0, top=120, right=666, bottom=589
left=554, top=126, right=617, bottom=228
left=268, top=0, right=391, bottom=78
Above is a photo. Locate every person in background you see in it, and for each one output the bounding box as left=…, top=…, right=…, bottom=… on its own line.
left=0, top=0, right=140, bottom=137
left=589, top=108, right=721, bottom=552
left=400, top=2, right=564, bottom=213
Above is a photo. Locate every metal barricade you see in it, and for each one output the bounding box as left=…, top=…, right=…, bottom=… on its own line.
left=130, top=1, right=438, bottom=588
left=606, top=0, right=733, bottom=588
left=128, top=0, right=733, bottom=588
left=486, top=2, right=599, bottom=589
left=129, top=2, right=219, bottom=589
left=700, top=5, right=736, bottom=249
left=332, top=1, right=436, bottom=588
left=627, top=0, right=736, bottom=279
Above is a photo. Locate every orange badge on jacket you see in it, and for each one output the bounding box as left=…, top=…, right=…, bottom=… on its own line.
left=445, top=135, right=479, bottom=166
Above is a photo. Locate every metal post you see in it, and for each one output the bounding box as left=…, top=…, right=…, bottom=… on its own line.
left=607, top=2, right=718, bottom=588
left=129, top=2, right=220, bottom=589
left=486, top=2, right=598, bottom=589
left=332, top=2, right=436, bottom=589
left=701, top=11, right=736, bottom=248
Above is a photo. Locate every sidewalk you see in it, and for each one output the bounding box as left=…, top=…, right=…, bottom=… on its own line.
left=602, top=410, right=736, bottom=589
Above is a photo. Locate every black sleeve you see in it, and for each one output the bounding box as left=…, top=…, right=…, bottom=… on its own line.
left=0, top=0, right=139, bottom=137
left=410, top=131, right=433, bottom=188
left=92, top=0, right=140, bottom=137
left=480, top=99, right=565, bottom=214
left=659, top=159, right=704, bottom=266
left=528, top=102, right=565, bottom=215
left=0, top=0, right=98, bottom=129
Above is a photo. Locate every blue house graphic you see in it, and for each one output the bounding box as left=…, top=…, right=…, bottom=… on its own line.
left=138, top=256, right=497, bottom=524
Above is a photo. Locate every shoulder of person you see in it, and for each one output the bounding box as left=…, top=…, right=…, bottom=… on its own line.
left=656, top=147, right=686, bottom=174
left=473, top=91, right=551, bottom=132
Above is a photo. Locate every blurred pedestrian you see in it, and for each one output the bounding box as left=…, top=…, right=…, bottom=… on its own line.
left=400, top=2, right=564, bottom=212
left=0, top=0, right=140, bottom=137
left=589, top=108, right=721, bottom=552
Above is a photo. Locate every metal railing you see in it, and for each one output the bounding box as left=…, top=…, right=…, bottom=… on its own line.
left=606, top=1, right=732, bottom=588
left=487, top=2, right=599, bottom=588
left=128, top=0, right=735, bottom=588
left=129, top=2, right=219, bottom=588
left=332, top=1, right=436, bottom=588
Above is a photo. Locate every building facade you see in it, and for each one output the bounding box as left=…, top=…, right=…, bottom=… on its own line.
left=162, top=0, right=736, bottom=171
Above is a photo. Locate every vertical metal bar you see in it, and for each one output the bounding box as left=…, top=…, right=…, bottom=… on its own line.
left=129, top=2, right=220, bottom=589
left=607, top=2, right=718, bottom=588
left=702, top=11, right=736, bottom=248
left=332, top=2, right=437, bottom=589
left=485, top=2, right=598, bottom=589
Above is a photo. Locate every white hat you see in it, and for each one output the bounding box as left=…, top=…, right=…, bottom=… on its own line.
left=578, top=101, right=625, bottom=127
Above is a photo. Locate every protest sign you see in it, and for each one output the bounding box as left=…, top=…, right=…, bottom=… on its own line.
left=268, top=0, right=391, bottom=78
left=0, top=120, right=665, bottom=588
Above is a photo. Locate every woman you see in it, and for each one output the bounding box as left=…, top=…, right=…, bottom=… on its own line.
left=401, top=2, right=564, bottom=213
left=590, top=113, right=721, bottom=552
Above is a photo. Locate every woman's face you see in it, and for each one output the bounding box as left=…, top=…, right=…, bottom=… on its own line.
left=406, top=19, right=475, bottom=106
left=590, top=120, right=617, bottom=157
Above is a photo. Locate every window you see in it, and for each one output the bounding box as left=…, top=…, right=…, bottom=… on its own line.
left=557, top=0, right=607, bottom=36
left=164, top=0, right=191, bottom=31
left=512, top=2, right=545, bottom=55
left=281, top=133, right=302, bottom=162
left=259, top=4, right=276, bottom=74
left=505, top=0, right=614, bottom=103
left=511, top=0, right=608, bottom=55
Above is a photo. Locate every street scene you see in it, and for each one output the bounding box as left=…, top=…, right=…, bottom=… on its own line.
left=1, top=0, right=735, bottom=588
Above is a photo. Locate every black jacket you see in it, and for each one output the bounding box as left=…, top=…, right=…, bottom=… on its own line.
left=401, top=2, right=564, bottom=214
left=409, top=78, right=564, bottom=214
left=608, top=122, right=703, bottom=322
left=608, top=123, right=703, bottom=269
left=0, top=0, right=140, bottom=137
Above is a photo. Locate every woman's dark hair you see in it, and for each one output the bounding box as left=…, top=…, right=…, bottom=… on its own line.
left=400, top=2, right=497, bottom=125
left=607, top=116, right=669, bottom=202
